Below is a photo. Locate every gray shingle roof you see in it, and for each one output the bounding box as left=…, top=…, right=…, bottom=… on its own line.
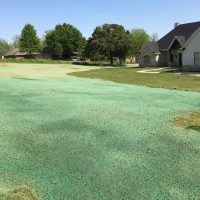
left=4, top=48, right=40, bottom=57
left=140, top=42, right=160, bottom=54
left=148, top=42, right=160, bottom=53
left=4, top=48, right=21, bottom=56
left=158, top=21, right=200, bottom=50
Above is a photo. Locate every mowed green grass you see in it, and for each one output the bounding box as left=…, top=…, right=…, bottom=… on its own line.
left=0, top=63, right=200, bottom=199
left=70, top=66, right=200, bottom=91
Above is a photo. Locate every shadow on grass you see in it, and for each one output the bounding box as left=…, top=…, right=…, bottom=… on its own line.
left=160, top=68, right=183, bottom=74
left=187, top=125, right=200, bottom=132
left=13, top=77, right=42, bottom=81
left=72, top=61, right=126, bottom=67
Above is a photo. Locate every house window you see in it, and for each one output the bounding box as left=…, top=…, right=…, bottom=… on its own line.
left=194, top=52, right=200, bottom=66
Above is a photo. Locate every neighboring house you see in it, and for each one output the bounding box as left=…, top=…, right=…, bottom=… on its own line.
left=4, top=48, right=41, bottom=59
left=4, top=48, right=52, bottom=60
left=139, top=21, right=200, bottom=71
left=139, top=42, right=160, bottom=67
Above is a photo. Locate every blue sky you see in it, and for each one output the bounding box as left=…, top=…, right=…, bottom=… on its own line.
left=1, top=0, right=200, bottom=42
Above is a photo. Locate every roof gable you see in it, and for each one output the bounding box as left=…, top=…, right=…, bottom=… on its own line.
left=140, top=42, right=160, bottom=54
left=158, top=21, right=200, bottom=50
left=5, top=48, right=40, bottom=56
left=167, top=36, right=185, bottom=50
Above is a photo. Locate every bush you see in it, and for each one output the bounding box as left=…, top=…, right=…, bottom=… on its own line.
left=73, top=61, right=126, bottom=67
left=0, top=58, right=72, bottom=64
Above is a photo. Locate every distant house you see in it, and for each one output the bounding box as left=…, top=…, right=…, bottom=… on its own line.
left=139, top=21, right=200, bottom=71
left=4, top=48, right=41, bottom=59
left=4, top=48, right=52, bottom=60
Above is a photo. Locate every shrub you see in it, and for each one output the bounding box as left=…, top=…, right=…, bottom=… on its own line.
left=0, top=58, right=72, bottom=64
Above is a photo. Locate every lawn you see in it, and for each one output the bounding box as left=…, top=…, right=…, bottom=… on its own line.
left=70, top=66, right=200, bottom=92
left=0, top=63, right=200, bottom=199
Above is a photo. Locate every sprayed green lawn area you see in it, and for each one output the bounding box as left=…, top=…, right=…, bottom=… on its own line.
left=0, top=63, right=200, bottom=199
left=70, top=66, right=200, bottom=92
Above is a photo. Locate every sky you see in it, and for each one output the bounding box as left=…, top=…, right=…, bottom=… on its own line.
left=1, top=0, right=200, bottom=42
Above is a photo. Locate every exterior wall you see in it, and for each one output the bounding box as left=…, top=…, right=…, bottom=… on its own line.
left=139, top=54, right=160, bottom=67
left=159, top=51, right=169, bottom=66
left=182, top=29, right=200, bottom=71
left=139, top=49, right=170, bottom=67
left=139, top=43, right=160, bottom=67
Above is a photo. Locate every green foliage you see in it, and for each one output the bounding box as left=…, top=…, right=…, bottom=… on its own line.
left=0, top=39, right=10, bottom=56
left=0, top=58, right=71, bottom=64
left=73, top=61, right=125, bottom=67
left=84, top=37, right=103, bottom=61
left=80, top=37, right=87, bottom=55
left=85, top=24, right=133, bottom=65
left=130, top=28, right=150, bottom=55
left=40, top=36, right=46, bottom=50
left=19, top=24, right=40, bottom=55
left=187, top=125, right=200, bottom=132
left=45, top=23, right=85, bottom=59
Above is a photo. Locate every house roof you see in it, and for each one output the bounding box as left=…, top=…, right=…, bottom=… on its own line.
left=148, top=42, right=160, bottom=53
left=5, top=48, right=23, bottom=56
left=175, top=36, right=186, bottom=47
left=140, top=41, right=160, bottom=54
left=5, top=48, right=40, bottom=56
left=158, top=21, right=200, bottom=50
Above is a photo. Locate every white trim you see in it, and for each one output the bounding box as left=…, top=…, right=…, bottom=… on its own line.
left=167, top=36, right=184, bottom=50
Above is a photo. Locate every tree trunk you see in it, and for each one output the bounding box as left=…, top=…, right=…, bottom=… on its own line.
left=110, top=54, right=113, bottom=65
left=119, top=55, right=126, bottom=65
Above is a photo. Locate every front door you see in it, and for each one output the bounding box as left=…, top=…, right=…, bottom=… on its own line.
left=169, top=39, right=182, bottom=67
left=170, top=52, right=179, bottom=67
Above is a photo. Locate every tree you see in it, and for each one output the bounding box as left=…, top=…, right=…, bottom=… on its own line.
left=12, top=35, right=21, bottom=48
left=40, top=36, right=46, bottom=51
left=19, top=24, right=40, bottom=56
left=0, top=39, right=10, bottom=56
left=85, top=24, right=133, bottom=65
left=150, top=33, right=158, bottom=42
left=79, top=37, right=87, bottom=56
left=130, top=28, right=149, bottom=56
left=45, top=23, right=85, bottom=59
left=84, top=37, right=102, bottom=60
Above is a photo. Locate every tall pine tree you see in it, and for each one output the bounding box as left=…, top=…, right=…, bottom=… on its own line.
left=19, top=24, right=40, bottom=56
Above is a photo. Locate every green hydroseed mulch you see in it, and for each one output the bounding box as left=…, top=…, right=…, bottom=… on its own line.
left=0, top=64, right=200, bottom=199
